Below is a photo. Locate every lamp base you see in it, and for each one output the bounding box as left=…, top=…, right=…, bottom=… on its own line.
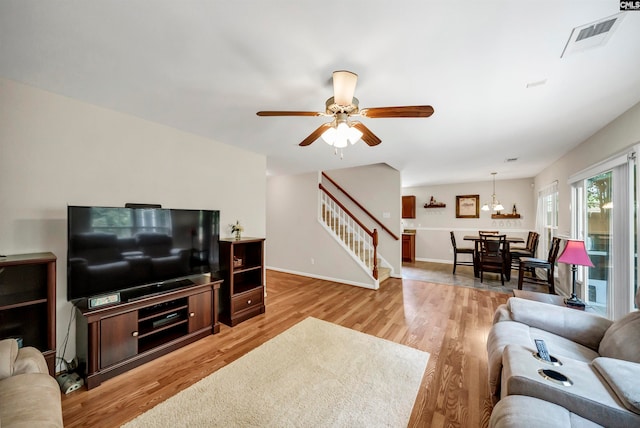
left=564, top=295, right=586, bottom=309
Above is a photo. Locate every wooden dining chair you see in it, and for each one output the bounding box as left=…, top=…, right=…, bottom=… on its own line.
left=511, top=232, right=539, bottom=269
left=450, top=231, right=475, bottom=274
left=478, top=234, right=508, bottom=285
left=517, top=237, right=562, bottom=293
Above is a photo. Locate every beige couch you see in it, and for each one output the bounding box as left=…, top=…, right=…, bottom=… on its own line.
left=486, top=289, right=640, bottom=427
left=0, top=339, right=63, bottom=427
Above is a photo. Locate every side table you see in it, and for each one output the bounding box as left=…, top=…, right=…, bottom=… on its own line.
left=512, top=290, right=593, bottom=312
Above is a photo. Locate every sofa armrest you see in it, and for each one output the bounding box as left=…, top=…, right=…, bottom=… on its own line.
left=593, top=357, right=640, bottom=415
left=14, top=346, right=49, bottom=375
left=506, top=297, right=613, bottom=351
left=493, top=304, right=512, bottom=323
left=0, top=339, right=19, bottom=379
left=0, top=339, right=49, bottom=380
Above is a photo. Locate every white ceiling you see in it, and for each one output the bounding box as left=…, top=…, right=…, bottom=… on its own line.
left=1, top=1, right=639, bottom=186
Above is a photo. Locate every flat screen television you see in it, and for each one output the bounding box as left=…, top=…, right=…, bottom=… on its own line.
left=67, top=205, right=220, bottom=302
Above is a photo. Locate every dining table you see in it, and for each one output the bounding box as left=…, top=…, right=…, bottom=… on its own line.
left=463, top=235, right=525, bottom=281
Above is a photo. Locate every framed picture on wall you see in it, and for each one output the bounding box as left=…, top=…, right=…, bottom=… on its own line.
left=456, top=195, right=480, bottom=218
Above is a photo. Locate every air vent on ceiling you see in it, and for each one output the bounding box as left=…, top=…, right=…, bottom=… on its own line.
left=561, top=12, right=625, bottom=58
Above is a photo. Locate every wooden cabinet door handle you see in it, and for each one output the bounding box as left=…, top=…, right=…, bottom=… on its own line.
left=189, top=312, right=195, bottom=317
left=247, top=299, right=252, bottom=305
left=132, top=331, right=139, bottom=337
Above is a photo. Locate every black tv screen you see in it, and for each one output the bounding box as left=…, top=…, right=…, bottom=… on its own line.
left=67, top=205, right=220, bottom=301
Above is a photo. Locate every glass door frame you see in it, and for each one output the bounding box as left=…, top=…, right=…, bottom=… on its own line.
left=569, top=147, right=638, bottom=320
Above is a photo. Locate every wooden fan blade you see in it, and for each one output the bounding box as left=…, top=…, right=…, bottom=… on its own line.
left=351, top=122, right=382, bottom=146
left=360, top=105, right=434, bottom=118
left=257, top=111, right=322, bottom=117
left=299, top=122, right=333, bottom=146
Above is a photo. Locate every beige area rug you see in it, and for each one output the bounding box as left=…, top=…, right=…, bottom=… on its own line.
left=123, top=317, right=429, bottom=428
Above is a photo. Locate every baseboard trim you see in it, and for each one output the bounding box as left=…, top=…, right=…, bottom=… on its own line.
left=265, top=266, right=378, bottom=290
left=415, top=257, right=452, bottom=264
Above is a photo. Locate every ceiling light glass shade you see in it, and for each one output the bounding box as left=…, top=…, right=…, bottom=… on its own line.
left=321, top=117, right=363, bottom=148
left=321, top=127, right=337, bottom=145
left=481, top=204, right=490, bottom=211
left=333, top=71, right=358, bottom=106
left=494, top=203, right=505, bottom=211
left=347, top=126, right=363, bottom=144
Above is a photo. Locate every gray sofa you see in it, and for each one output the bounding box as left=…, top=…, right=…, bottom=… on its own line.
left=0, top=339, right=63, bottom=427
left=487, top=289, right=640, bottom=427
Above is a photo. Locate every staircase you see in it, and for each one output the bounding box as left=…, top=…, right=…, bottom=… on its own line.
left=319, top=190, right=392, bottom=288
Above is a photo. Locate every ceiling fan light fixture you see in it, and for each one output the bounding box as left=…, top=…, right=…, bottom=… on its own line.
left=332, top=70, right=358, bottom=106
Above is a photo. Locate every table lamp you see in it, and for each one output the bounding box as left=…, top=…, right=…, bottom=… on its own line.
left=557, top=239, right=594, bottom=309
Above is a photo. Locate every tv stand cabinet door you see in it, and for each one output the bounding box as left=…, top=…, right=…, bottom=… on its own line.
left=100, top=311, right=138, bottom=368
left=188, top=289, right=213, bottom=333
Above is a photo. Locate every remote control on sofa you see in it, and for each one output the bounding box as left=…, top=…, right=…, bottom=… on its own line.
left=535, top=339, right=551, bottom=361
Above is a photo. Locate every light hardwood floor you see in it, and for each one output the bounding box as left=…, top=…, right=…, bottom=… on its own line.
left=62, top=270, right=509, bottom=427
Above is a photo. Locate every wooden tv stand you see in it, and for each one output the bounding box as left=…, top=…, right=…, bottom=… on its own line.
left=74, top=276, right=222, bottom=389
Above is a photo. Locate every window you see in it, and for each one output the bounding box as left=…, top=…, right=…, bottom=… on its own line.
left=536, top=181, right=558, bottom=261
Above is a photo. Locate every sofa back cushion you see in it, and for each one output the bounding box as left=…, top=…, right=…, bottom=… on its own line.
left=599, top=311, right=640, bottom=363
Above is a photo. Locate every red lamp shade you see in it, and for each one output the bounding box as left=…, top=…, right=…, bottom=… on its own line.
left=557, top=240, right=594, bottom=267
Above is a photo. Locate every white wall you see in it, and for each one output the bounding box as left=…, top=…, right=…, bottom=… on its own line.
left=534, top=100, right=640, bottom=296
left=402, top=178, right=535, bottom=263
left=0, top=78, right=266, bottom=366
left=266, top=163, right=401, bottom=286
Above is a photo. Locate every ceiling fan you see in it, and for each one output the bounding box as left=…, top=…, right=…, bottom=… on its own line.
left=256, top=71, right=434, bottom=150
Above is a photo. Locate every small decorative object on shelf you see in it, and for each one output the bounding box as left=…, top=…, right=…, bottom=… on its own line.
left=424, top=196, right=446, bottom=208
left=512, top=204, right=518, bottom=215
left=233, top=256, right=243, bottom=268
left=230, top=220, right=243, bottom=240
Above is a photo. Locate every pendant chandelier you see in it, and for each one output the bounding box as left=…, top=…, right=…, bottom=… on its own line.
left=481, top=172, right=505, bottom=212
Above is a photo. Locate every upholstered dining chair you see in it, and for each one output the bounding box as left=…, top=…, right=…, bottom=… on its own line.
left=450, top=231, right=475, bottom=274
left=517, top=237, right=562, bottom=294
left=478, top=234, right=508, bottom=285
left=479, top=230, right=499, bottom=235
left=510, top=231, right=539, bottom=269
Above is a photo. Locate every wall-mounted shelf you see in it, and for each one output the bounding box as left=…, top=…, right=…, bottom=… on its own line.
left=424, top=203, right=446, bottom=208
left=491, top=214, right=521, bottom=219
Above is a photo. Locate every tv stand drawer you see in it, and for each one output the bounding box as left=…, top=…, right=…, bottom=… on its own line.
left=232, top=287, right=263, bottom=313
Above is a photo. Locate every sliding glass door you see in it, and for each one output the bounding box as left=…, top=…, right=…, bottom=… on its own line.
left=585, top=172, right=612, bottom=316
left=571, top=150, right=637, bottom=319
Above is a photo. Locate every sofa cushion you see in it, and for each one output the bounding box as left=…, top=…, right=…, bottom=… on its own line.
left=506, top=298, right=612, bottom=351
left=501, top=345, right=640, bottom=427
left=0, top=373, right=63, bottom=427
left=487, top=321, right=599, bottom=396
left=598, top=311, right=640, bottom=363
left=592, top=357, right=640, bottom=415
left=490, top=395, right=603, bottom=428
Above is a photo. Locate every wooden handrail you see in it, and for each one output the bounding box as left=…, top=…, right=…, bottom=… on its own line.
left=319, top=183, right=373, bottom=237
left=321, top=172, right=399, bottom=241
left=320, top=183, right=379, bottom=280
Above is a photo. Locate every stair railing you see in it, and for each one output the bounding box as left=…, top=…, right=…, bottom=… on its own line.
left=321, top=171, right=399, bottom=241
left=319, top=183, right=378, bottom=279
